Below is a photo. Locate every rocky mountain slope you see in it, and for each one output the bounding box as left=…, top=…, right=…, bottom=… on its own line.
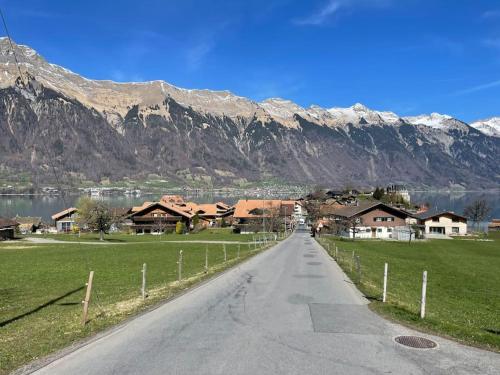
left=1, top=38, right=499, bottom=189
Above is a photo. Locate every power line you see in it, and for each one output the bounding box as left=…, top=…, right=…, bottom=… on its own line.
left=0, top=6, right=107, bottom=315
left=0, top=7, right=25, bottom=85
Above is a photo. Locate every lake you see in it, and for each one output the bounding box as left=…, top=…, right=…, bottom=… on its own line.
left=0, top=190, right=499, bottom=226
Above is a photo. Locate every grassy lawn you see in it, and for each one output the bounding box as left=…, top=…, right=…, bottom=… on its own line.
left=29, top=228, right=260, bottom=243
left=317, top=232, right=500, bottom=352
left=0, top=235, right=276, bottom=374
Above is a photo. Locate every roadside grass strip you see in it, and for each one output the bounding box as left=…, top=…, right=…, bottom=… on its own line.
left=317, top=232, right=500, bottom=352
left=0, top=232, right=283, bottom=374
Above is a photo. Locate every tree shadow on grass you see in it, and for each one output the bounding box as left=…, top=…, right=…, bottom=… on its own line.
left=0, top=286, right=85, bottom=327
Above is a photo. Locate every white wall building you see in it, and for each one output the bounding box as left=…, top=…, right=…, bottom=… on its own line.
left=415, top=211, right=467, bottom=236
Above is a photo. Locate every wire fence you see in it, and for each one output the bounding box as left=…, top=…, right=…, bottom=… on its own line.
left=317, top=238, right=500, bottom=320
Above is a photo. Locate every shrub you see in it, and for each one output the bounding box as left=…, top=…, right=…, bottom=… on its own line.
left=175, top=221, right=185, bottom=234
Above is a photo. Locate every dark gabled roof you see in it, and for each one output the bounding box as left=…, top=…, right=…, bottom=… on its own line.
left=127, top=202, right=194, bottom=219
left=332, top=201, right=409, bottom=219
left=0, top=217, right=19, bottom=228
left=413, top=210, right=467, bottom=221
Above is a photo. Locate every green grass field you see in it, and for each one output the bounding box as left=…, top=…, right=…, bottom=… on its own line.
left=318, top=232, right=500, bottom=352
left=31, top=228, right=258, bottom=243
left=0, top=230, right=275, bottom=374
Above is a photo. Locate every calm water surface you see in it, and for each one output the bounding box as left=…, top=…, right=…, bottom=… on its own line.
left=0, top=191, right=498, bottom=224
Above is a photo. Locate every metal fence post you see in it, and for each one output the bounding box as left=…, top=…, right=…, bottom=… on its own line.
left=383, top=263, right=388, bottom=303
left=420, top=270, right=427, bottom=319
left=178, top=250, right=183, bottom=281
left=141, top=263, right=147, bottom=299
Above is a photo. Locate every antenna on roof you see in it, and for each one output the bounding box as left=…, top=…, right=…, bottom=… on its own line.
left=0, top=7, right=25, bottom=86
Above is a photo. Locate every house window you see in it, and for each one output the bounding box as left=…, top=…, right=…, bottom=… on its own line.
left=365, top=228, right=371, bottom=233
left=374, top=217, right=394, bottom=222
left=452, top=227, right=459, bottom=233
left=377, top=228, right=383, bottom=233
left=387, top=228, right=392, bottom=233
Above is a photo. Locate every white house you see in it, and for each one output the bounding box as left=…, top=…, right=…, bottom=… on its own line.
left=414, top=210, right=467, bottom=236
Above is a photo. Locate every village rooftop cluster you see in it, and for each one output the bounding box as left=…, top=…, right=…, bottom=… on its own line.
left=1, top=185, right=498, bottom=240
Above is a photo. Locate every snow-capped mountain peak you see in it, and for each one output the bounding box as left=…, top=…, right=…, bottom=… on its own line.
left=470, top=117, right=500, bottom=137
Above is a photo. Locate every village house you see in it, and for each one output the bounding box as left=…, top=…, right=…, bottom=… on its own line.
left=233, top=199, right=295, bottom=233
left=323, top=201, right=411, bottom=239
left=488, top=219, right=500, bottom=232
left=0, top=218, right=19, bottom=240
left=160, top=195, right=185, bottom=205
left=13, top=216, right=42, bottom=234
left=51, top=208, right=78, bottom=233
left=127, top=202, right=194, bottom=234
left=183, top=201, right=234, bottom=227
left=414, top=210, right=467, bottom=236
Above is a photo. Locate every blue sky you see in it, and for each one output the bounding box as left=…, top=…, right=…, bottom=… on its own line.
left=1, top=0, right=500, bottom=122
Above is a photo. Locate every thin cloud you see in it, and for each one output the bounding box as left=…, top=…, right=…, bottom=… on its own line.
left=482, top=38, right=500, bottom=49
left=454, top=79, right=500, bottom=96
left=293, top=0, right=393, bottom=26
left=185, top=40, right=214, bottom=71
left=293, top=0, right=342, bottom=25
left=482, top=10, right=500, bottom=19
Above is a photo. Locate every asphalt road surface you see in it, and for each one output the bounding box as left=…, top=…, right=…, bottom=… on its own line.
left=31, top=231, right=499, bottom=374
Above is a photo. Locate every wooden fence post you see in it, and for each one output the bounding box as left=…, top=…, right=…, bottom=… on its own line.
left=237, top=243, right=240, bottom=258
left=82, top=271, right=94, bottom=325
left=383, top=263, right=388, bottom=303
left=335, top=246, right=338, bottom=261
left=223, top=244, right=227, bottom=262
left=141, top=263, right=147, bottom=299
left=178, top=250, right=183, bottom=281
left=420, top=271, right=427, bottom=319
left=355, top=256, right=361, bottom=283
left=205, top=245, right=209, bottom=273
left=351, top=251, right=355, bottom=272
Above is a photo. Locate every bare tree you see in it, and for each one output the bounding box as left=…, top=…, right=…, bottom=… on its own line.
left=339, top=216, right=362, bottom=241
left=76, top=197, right=113, bottom=241
left=463, top=199, right=491, bottom=232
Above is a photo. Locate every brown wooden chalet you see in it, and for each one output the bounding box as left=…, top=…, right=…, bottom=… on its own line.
left=127, top=202, right=194, bottom=234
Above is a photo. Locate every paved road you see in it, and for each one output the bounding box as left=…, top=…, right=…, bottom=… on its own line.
left=31, top=232, right=499, bottom=374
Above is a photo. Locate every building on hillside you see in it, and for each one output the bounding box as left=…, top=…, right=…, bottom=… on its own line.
left=414, top=210, right=467, bottom=236
left=488, top=219, right=500, bottom=231
left=233, top=199, right=295, bottom=233
left=13, top=216, right=42, bottom=234
left=0, top=218, right=19, bottom=240
left=386, top=184, right=411, bottom=203
left=51, top=208, right=78, bottom=233
left=127, top=202, right=193, bottom=234
left=327, top=201, right=412, bottom=239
